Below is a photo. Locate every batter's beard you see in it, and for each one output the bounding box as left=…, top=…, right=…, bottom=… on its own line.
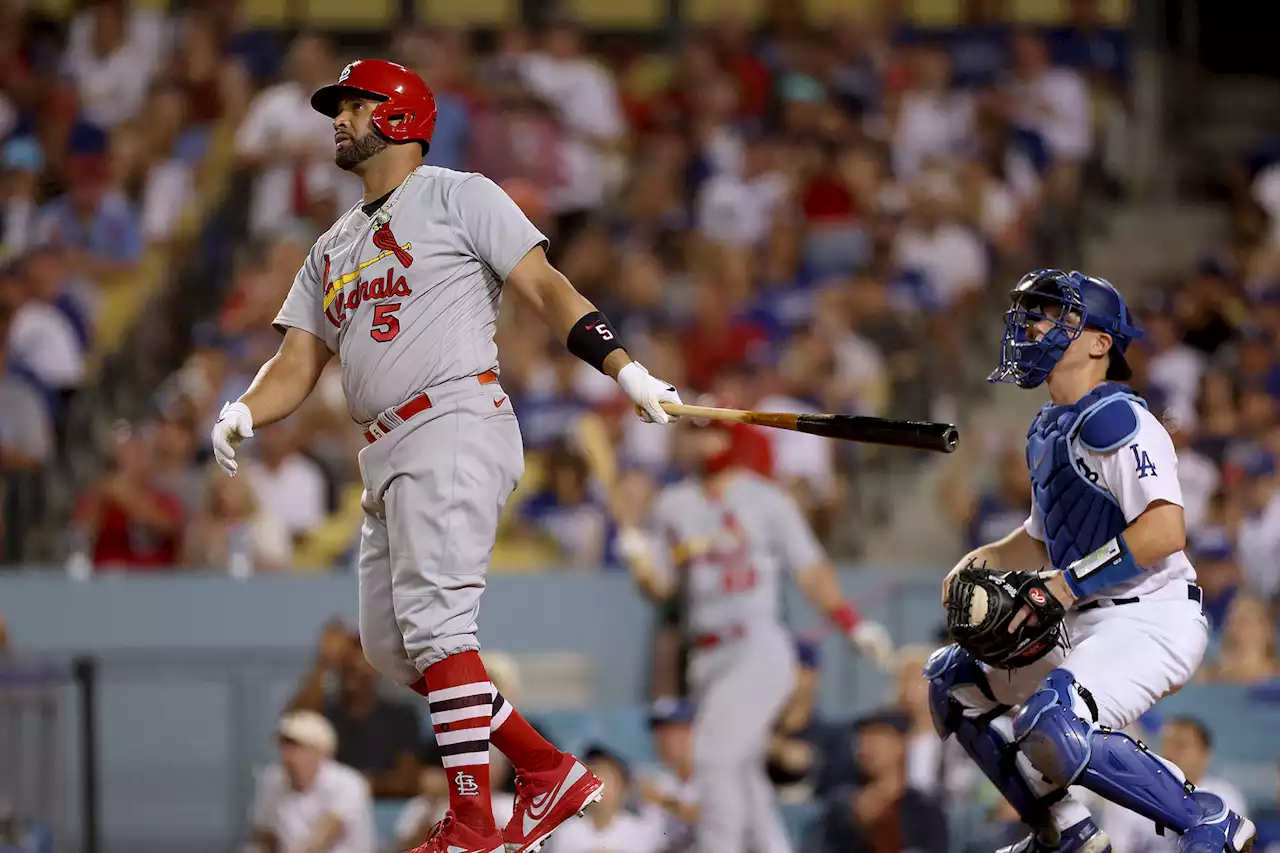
left=335, top=130, right=389, bottom=171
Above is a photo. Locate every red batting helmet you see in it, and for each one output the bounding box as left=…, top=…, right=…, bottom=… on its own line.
left=311, top=59, right=438, bottom=147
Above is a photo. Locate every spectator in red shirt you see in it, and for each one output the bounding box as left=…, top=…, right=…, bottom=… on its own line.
left=72, top=421, right=183, bottom=570
left=682, top=259, right=770, bottom=392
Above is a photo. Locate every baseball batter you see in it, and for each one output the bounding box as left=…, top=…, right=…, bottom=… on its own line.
left=927, top=270, right=1256, bottom=853
left=209, top=60, right=684, bottom=853
left=617, top=421, right=895, bottom=853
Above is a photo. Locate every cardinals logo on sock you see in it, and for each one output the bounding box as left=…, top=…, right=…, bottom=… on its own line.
left=454, top=771, right=480, bottom=797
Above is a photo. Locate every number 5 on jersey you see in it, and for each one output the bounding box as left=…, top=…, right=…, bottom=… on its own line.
left=371, top=303, right=401, bottom=342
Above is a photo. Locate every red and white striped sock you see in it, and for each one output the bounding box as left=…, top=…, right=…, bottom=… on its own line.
left=490, top=690, right=561, bottom=772
left=420, top=652, right=495, bottom=832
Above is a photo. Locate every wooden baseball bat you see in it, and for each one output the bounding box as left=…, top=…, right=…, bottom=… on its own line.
left=661, top=403, right=959, bottom=454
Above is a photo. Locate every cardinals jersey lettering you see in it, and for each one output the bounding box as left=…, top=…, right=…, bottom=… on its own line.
left=649, top=472, right=825, bottom=636
left=273, top=166, right=547, bottom=422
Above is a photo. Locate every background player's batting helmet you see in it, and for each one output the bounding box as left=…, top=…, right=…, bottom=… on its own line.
left=311, top=59, right=437, bottom=147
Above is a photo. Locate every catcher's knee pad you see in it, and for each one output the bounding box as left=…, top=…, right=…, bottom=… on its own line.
left=924, top=644, right=990, bottom=737
left=1015, top=668, right=1206, bottom=834
left=926, top=645, right=1059, bottom=826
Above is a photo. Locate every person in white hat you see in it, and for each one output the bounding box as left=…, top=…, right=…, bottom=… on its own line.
left=246, top=710, right=376, bottom=853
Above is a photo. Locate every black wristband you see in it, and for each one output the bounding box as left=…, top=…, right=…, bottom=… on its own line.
left=566, top=310, right=624, bottom=373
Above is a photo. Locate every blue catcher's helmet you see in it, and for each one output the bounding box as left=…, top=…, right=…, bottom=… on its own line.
left=989, top=269, right=1143, bottom=389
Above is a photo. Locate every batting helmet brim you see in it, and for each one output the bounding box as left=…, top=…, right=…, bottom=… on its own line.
left=310, top=85, right=388, bottom=119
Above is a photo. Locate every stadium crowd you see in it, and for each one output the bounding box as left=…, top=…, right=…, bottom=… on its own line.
left=7, top=0, right=1139, bottom=575
left=0, top=3, right=1276, bottom=853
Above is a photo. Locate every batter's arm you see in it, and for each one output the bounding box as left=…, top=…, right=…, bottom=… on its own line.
left=238, top=329, right=334, bottom=428
left=504, top=247, right=634, bottom=379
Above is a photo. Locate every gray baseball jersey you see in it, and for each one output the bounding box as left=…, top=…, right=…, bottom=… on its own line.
left=649, top=471, right=817, bottom=853
left=273, top=165, right=547, bottom=423
left=649, top=472, right=826, bottom=637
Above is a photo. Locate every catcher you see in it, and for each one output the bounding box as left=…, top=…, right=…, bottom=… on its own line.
left=928, top=270, right=1254, bottom=853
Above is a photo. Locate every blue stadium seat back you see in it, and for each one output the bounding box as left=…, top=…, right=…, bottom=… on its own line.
left=597, top=705, right=656, bottom=766
left=374, top=799, right=408, bottom=847
left=1155, top=684, right=1280, bottom=760
left=780, top=800, right=824, bottom=844
left=534, top=710, right=601, bottom=755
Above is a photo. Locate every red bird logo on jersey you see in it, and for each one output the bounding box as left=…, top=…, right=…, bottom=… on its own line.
left=372, top=222, right=414, bottom=267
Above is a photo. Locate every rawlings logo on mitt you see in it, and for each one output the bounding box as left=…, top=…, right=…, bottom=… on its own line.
left=945, top=564, right=1067, bottom=669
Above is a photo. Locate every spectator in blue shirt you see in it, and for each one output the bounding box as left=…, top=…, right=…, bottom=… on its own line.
left=36, top=153, right=142, bottom=281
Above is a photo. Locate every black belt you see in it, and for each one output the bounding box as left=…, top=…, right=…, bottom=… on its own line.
left=1077, top=583, right=1203, bottom=612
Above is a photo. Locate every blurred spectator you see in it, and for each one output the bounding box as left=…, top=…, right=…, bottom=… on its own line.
left=1201, top=595, right=1280, bottom=685
left=549, top=745, right=662, bottom=853
left=0, top=612, right=8, bottom=653
left=639, top=699, right=697, bottom=853
left=235, top=32, right=356, bottom=235
left=893, top=168, right=988, bottom=314
left=292, top=619, right=358, bottom=709
left=1188, top=527, right=1243, bottom=632
left=765, top=638, right=830, bottom=799
left=120, top=84, right=201, bottom=245
left=0, top=796, right=52, bottom=853
left=939, top=432, right=1032, bottom=552
left=467, top=68, right=566, bottom=203
left=1172, top=424, right=1219, bottom=534
left=150, top=416, right=203, bottom=520
left=894, top=646, right=975, bottom=800
left=37, top=152, right=142, bottom=280
left=1004, top=29, right=1092, bottom=200
left=4, top=247, right=87, bottom=408
left=1099, top=717, right=1246, bottom=853
left=518, top=18, right=625, bottom=242
left=680, top=265, right=770, bottom=393
left=1141, top=309, right=1207, bottom=433
left=890, top=43, right=972, bottom=182
left=1232, top=451, right=1280, bottom=601
left=180, top=467, right=291, bottom=573
left=71, top=422, right=184, bottom=571
left=0, top=317, right=53, bottom=473
left=61, top=0, right=163, bottom=131
left=241, top=418, right=327, bottom=547
left=0, top=137, right=43, bottom=261
left=515, top=441, right=608, bottom=569
left=819, top=709, right=949, bottom=853
left=393, top=26, right=473, bottom=173
left=247, top=710, right=376, bottom=853
left=393, top=741, right=449, bottom=850
left=695, top=134, right=789, bottom=251
left=313, top=638, right=421, bottom=799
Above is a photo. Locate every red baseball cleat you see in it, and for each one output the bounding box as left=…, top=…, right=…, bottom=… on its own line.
left=502, top=752, right=605, bottom=853
left=404, top=812, right=504, bottom=853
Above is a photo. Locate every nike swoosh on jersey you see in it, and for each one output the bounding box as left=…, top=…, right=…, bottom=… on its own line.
left=321, top=242, right=413, bottom=312
left=521, top=762, right=586, bottom=837
left=494, top=396, right=507, bottom=408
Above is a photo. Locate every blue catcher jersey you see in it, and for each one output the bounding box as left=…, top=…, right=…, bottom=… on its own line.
left=1023, top=383, right=1196, bottom=602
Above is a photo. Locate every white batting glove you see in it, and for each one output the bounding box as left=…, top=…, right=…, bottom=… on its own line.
left=849, top=621, right=895, bottom=671
left=616, top=361, right=682, bottom=425
left=211, top=401, right=254, bottom=477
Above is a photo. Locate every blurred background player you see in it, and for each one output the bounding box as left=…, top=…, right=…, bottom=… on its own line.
left=615, top=412, right=896, bottom=853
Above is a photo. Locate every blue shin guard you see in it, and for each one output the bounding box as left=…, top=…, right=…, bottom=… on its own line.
left=1015, top=669, right=1256, bottom=852
left=925, top=645, right=1062, bottom=828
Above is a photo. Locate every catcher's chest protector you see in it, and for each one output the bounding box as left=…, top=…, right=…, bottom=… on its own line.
left=1027, top=383, right=1137, bottom=569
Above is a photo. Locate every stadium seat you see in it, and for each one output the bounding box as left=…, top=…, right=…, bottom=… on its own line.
left=683, top=0, right=764, bottom=26
left=301, top=0, right=395, bottom=28
left=418, top=0, right=518, bottom=26
left=374, top=799, right=408, bottom=847
left=568, top=0, right=664, bottom=29
left=1009, top=0, right=1130, bottom=25
left=908, top=0, right=962, bottom=27
left=242, top=0, right=290, bottom=28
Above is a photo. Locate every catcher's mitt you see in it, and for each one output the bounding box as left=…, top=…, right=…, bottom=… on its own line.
left=946, top=565, right=1067, bottom=669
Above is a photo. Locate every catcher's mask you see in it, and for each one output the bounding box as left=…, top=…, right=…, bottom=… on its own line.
left=989, top=269, right=1142, bottom=390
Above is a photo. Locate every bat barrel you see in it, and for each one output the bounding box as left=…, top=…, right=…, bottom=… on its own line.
left=795, top=414, right=960, bottom=453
